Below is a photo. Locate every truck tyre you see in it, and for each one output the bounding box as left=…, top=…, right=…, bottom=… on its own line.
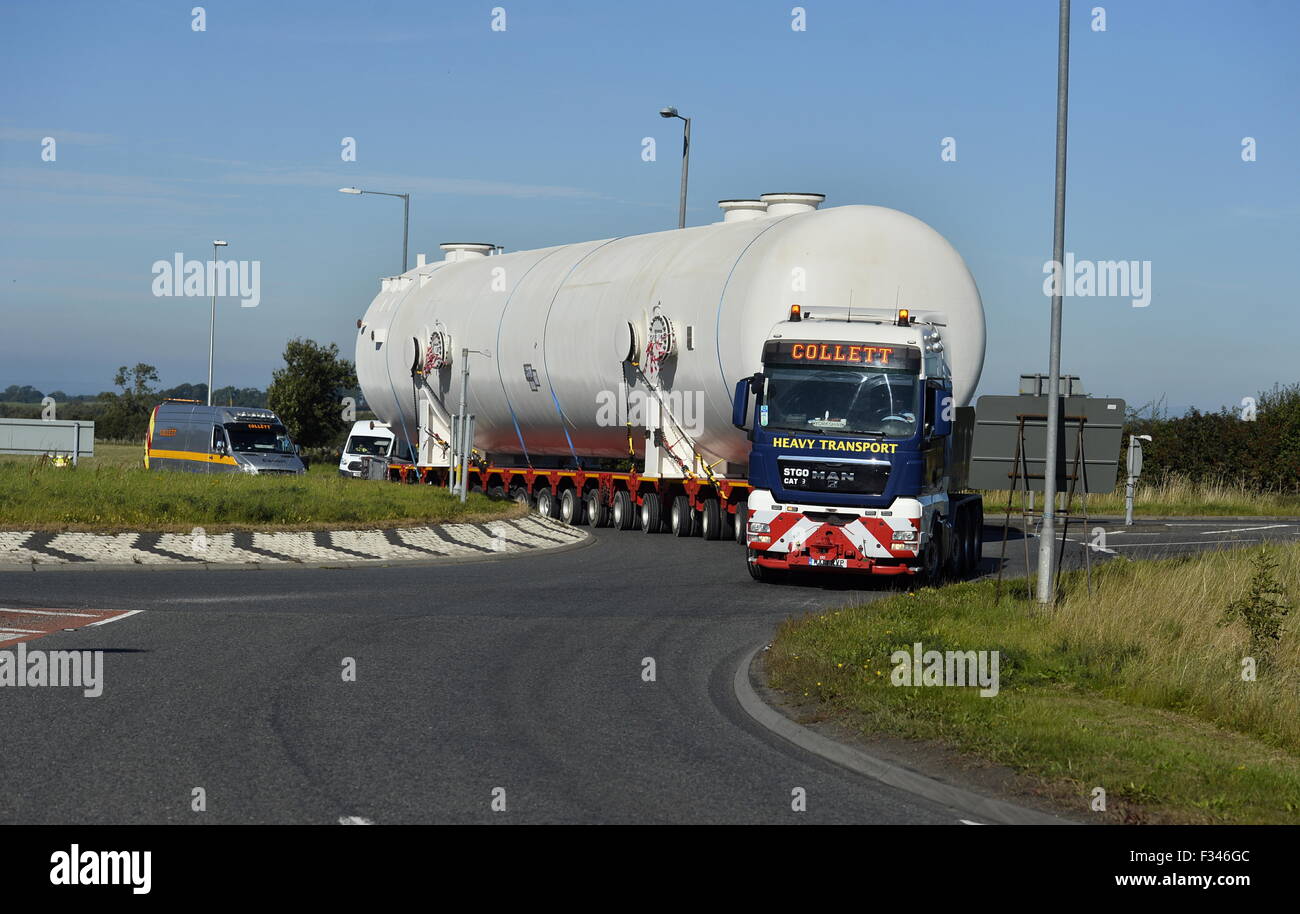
left=640, top=491, right=663, bottom=534
left=747, top=548, right=784, bottom=583
left=535, top=488, right=559, bottom=519
left=584, top=489, right=610, bottom=528
left=970, top=503, right=984, bottom=575
left=559, top=487, right=585, bottom=526
left=700, top=497, right=723, bottom=540
left=510, top=486, right=531, bottom=507
left=734, top=506, right=748, bottom=544
left=920, top=520, right=942, bottom=583
left=612, top=489, right=637, bottom=530
left=944, top=513, right=963, bottom=579
left=670, top=494, right=695, bottom=537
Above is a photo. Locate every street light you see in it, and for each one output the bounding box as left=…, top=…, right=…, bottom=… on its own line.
left=659, top=107, right=691, bottom=229
left=338, top=186, right=411, bottom=273
left=207, top=239, right=228, bottom=406
left=1036, top=0, right=1071, bottom=604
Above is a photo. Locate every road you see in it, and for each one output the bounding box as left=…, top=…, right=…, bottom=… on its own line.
left=0, top=518, right=1295, bottom=824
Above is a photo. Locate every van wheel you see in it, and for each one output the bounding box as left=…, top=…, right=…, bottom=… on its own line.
left=640, top=492, right=663, bottom=534
left=700, top=497, right=723, bottom=540
left=670, top=495, right=695, bottom=537
left=612, top=490, right=637, bottom=530
left=535, top=488, right=559, bottom=519
left=584, top=489, right=610, bottom=528
left=559, top=488, right=585, bottom=526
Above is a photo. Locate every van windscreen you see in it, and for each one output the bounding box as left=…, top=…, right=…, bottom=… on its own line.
left=226, top=423, right=295, bottom=454
left=344, top=435, right=393, bottom=457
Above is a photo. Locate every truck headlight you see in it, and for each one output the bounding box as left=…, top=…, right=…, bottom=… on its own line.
left=747, top=521, right=770, bottom=534
left=891, top=530, right=917, bottom=543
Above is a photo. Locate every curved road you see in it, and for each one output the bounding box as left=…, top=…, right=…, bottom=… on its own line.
left=1, top=518, right=1294, bottom=824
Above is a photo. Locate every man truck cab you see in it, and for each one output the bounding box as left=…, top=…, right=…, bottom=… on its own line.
left=145, top=401, right=306, bottom=475
left=734, top=306, right=982, bottom=582
left=338, top=421, right=415, bottom=478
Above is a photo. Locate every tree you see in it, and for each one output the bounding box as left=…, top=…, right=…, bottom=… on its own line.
left=96, top=364, right=159, bottom=440
left=266, top=339, right=357, bottom=449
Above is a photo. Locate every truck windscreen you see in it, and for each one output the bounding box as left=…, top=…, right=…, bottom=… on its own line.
left=761, top=363, right=919, bottom=437
left=225, top=423, right=296, bottom=454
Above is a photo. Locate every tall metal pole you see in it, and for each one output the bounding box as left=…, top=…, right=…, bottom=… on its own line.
left=458, top=348, right=470, bottom=500
left=1036, top=0, right=1071, bottom=604
left=401, top=193, right=410, bottom=273
left=206, top=240, right=227, bottom=406
left=677, top=117, right=691, bottom=229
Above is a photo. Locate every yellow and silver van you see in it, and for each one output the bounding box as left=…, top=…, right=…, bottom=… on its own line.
left=145, top=400, right=306, bottom=475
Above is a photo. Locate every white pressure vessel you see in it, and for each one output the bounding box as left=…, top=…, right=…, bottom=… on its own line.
left=355, top=194, right=985, bottom=467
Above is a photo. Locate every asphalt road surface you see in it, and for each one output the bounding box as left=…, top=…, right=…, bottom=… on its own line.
left=1, top=518, right=1295, bottom=824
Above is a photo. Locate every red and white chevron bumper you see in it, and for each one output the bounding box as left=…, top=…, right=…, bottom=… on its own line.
left=746, top=492, right=924, bottom=574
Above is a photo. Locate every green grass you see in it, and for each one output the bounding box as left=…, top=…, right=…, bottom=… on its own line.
left=768, top=545, right=1300, bottom=824
left=982, top=474, right=1300, bottom=517
left=0, top=443, right=523, bottom=532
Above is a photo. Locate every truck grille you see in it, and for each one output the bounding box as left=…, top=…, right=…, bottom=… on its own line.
left=778, top=459, right=890, bottom=495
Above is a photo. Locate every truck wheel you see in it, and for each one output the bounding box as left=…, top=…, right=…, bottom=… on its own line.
left=970, top=503, right=984, bottom=575
left=700, top=497, right=723, bottom=540
left=559, top=488, right=585, bottom=526
left=535, top=488, right=559, bottom=519
left=612, top=490, right=637, bottom=530
left=920, top=520, right=942, bottom=583
left=510, top=486, right=531, bottom=507
left=640, top=492, right=663, bottom=534
left=584, top=489, right=610, bottom=528
left=734, top=506, right=748, bottom=544
left=944, top=513, right=963, bottom=579
left=670, top=495, right=695, bottom=537
left=747, top=549, right=784, bottom=583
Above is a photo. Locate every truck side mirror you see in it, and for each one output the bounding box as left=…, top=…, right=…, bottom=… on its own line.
left=732, top=378, right=751, bottom=429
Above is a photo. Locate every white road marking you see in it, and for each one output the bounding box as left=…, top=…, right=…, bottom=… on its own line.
left=84, top=610, right=143, bottom=627
left=0, top=626, right=44, bottom=634
left=338, top=816, right=373, bottom=825
left=0, top=608, right=100, bottom=617
left=959, top=819, right=985, bottom=825
left=1199, top=524, right=1292, bottom=535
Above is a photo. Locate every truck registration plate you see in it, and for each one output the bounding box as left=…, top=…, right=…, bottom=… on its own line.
left=808, top=558, right=848, bottom=568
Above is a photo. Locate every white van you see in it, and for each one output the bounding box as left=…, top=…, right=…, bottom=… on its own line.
left=338, top=421, right=416, bottom=478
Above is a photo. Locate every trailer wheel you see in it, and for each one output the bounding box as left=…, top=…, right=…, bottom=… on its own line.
left=487, top=485, right=506, bottom=500
left=510, top=486, right=531, bottom=507
left=640, top=492, right=663, bottom=534
left=612, top=489, right=637, bottom=530
left=559, top=488, right=585, bottom=526
left=584, top=489, right=610, bottom=528
left=535, top=488, right=559, bottom=519
left=670, top=494, right=695, bottom=537
left=700, top=497, right=723, bottom=540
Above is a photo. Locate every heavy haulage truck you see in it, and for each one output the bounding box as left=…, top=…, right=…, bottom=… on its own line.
left=354, top=192, right=986, bottom=582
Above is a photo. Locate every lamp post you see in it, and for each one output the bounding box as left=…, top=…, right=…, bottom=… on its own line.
left=1036, top=0, right=1071, bottom=604
left=339, top=186, right=411, bottom=273
left=207, top=239, right=228, bottom=406
left=659, top=107, right=691, bottom=229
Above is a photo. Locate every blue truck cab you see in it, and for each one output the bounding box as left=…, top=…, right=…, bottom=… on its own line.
left=733, top=307, right=981, bottom=582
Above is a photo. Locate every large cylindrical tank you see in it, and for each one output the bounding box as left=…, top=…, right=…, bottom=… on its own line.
left=355, top=197, right=984, bottom=467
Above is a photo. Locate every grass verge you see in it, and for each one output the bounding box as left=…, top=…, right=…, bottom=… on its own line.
left=0, top=447, right=524, bottom=532
left=982, top=474, right=1300, bottom=517
left=767, top=544, right=1300, bottom=824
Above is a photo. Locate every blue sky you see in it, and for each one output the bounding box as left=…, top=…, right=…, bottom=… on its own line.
left=1, top=0, right=1296, bottom=412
